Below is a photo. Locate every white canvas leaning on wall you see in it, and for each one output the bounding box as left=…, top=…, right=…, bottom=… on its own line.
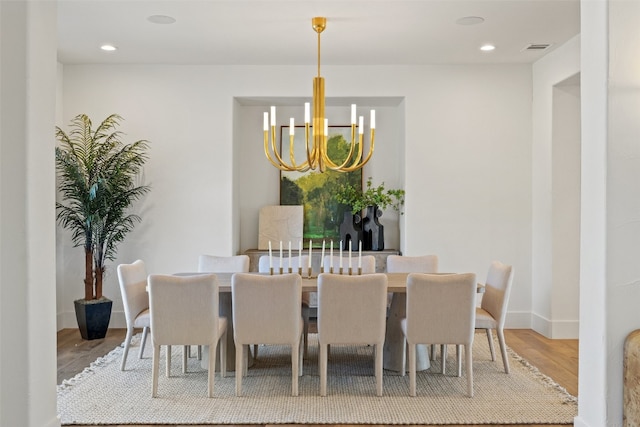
left=258, top=205, right=303, bottom=250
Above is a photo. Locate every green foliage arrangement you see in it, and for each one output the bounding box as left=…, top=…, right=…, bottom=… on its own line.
left=335, top=177, right=405, bottom=215
left=55, top=114, right=150, bottom=301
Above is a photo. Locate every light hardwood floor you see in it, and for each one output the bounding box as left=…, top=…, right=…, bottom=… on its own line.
left=57, top=328, right=578, bottom=427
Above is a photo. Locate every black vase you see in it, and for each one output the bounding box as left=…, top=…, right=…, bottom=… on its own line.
left=74, top=297, right=112, bottom=340
left=363, top=205, right=384, bottom=251
left=339, top=210, right=363, bottom=251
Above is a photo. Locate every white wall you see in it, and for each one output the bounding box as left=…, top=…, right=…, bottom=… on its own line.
left=58, top=63, right=534, bottom=331
left=0, top=2, right=60, bottom=426
left=531, top=35, right=581, bottom=338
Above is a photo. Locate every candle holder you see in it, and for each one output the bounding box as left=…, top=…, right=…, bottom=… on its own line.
left=307, top=267, right=312, bottom=279
left=330, top=267, right=334, bottom=274
left=269, top=267, right=274, bottom=276
left=288, top=267, right=292, bottom=274
left=348, top=267, right=353, bottom=275
left=358, top=267, right=362, bottom=276
left=320, top=266, right=325, bottom=274
left=339, top=267, right=343, bottom=275
left=279, top=267, right=283, bottom=275
left=298, top=267, right=302, bottom=276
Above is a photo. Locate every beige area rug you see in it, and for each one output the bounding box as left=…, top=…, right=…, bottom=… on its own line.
left=57, top=333, right=577, bottom=425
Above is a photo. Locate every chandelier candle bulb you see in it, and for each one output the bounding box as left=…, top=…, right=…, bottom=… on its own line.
left=371, top=110, right=376, bottom=129
left=270, top=106, right=276, bottom=126
left=359, top=116, right=364, bottom=134
left=289, top=118, right=295, bottom=135
left=263, top=112, right=269, bottom=131
left=351, top=104, right=356, bottom=124
left=305, top=103, right=310, bottom=123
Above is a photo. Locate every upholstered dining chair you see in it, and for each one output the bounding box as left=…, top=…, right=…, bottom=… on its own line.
left=117, top=259, right=151, bottom=371
left=258, top=255, right=309, bottom=359
left=232, top=272, right=304, bottom=396
left=198, top=254, right=250, bottom=274
left=475, top=260, right=514, bottom=374
left=317, top=273, right=388, bottom=396
left=401, top=273, right=476, bottom=397
left=148, top=273, right=227, bottom=398
left=385, top=255, right=439, bottom=371
left=198, top=254, right=250, bottom=360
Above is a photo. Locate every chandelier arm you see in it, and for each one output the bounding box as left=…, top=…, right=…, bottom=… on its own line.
left=304, top=123, right=317, bottom=170
left=264, top=125, right=307, bottom=172
left=322, top=124, right=360, bottom=169
left=326, top=130, right=374, bottom=172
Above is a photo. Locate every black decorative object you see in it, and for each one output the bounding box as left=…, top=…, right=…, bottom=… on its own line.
left=363, top=205, right=385, bottom=251
left=339, top=211, right=363, bottom=251
left=74, top=298, right=113, bottom=340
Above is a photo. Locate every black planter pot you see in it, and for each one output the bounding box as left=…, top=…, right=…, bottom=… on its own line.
left=363, top=205, right=385, bottom=251
left=74, top=297, right=112, bottom=340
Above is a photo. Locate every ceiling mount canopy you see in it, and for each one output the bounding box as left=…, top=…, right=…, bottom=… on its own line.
left=263, top=17, right=375, bottom=173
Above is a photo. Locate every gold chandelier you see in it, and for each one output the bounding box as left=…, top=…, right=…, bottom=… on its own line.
left=263, top=17, right=375, bottom=173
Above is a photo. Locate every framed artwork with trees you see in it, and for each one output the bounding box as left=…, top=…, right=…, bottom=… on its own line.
left=279, top=125, right=362, bottom=247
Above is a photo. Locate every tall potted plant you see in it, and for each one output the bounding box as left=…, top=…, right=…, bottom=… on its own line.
left=56, top=113, right=150, bottom=340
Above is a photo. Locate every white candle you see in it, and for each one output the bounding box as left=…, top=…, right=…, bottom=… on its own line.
left=359, top=116, right=364, bottom=135
left=339, top=240, right=343, bottom=269
left=320, top=240, right=325, bottom=269
left=289, top=118, right=295, bottom=135
left=299, top=240, right=302, bottom=265
left=270, top=106, right=276, bottom=126
left=308, top=240, right=312, bottom=268
left=330, top=240, right=334, bottom=269
left=348, top=240, right=352, bottom=269
left=304, top=103, right=310, bottom=123
left=263, top=112, right=269, bottom=131
left=351, top=104, right=356, bottom=124
left=358, top=240, right=362, bottom=268
left=268, top=241, right=273, bottom=269
left=370, top=110, right=376, bottom=129
left=279, top=241, right=283, bottom=269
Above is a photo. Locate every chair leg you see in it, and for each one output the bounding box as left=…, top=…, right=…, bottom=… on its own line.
left=152, top=344, right=160, bottom=397
left=121, top=327, right=134, bottom=371
left=220, top=330, right=227, bottom=378
left=466, top=344, right=474, bottom=397
left=456, top=344, right=462, bottom=377
left=138, top=326, right=149, bottom=359
left=252, top=344, right=259, bottom=360
left=291, top=343, right=299, bottom=396
left=430, top=344, right=437, bottom=361
left=182, top=345, right=188, bottom=374
left=408, top=343, right=417, bottom=397
left=441, top=345, right=447, bottom=375
left=298, top=333, right=304, bottom=376
left=401, top=337, right=407, bottom=377
left=166, top=345, right=172, bottom=377
left=302, top=306, right=310, bottom=359
left=235, top=343, right=244, bottom=396
left=208, top=341, right=217, bottom=398
left=197, top=345, right=202, bottom=360
left=486, top=328, right=496, bottom=361
left=375, top=343, right=383, bottom=397
left=320, top=343, right=328, bottom=396
left=497, top=327, right=510, bottom=374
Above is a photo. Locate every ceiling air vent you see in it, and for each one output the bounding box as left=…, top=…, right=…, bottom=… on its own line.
left=522, top=43, right=552, bottom=51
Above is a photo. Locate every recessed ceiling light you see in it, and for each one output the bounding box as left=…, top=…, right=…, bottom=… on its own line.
left=147, top=15, right=176, bottom=24
left=456, top=16, right=485, bottom=26
left=480, top=44, right=496, bottom=52
left=100, top=44, right=117, bottom=52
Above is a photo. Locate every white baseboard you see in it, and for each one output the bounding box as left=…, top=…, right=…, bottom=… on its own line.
left=531, top=312, right=579, bottom=339
left=57, top=310, right=126, bottom=330
left=573, top=416, right=597, bottom=427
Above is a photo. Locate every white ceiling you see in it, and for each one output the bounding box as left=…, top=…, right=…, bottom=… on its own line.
left=57, top=0, right=580, bottom=66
